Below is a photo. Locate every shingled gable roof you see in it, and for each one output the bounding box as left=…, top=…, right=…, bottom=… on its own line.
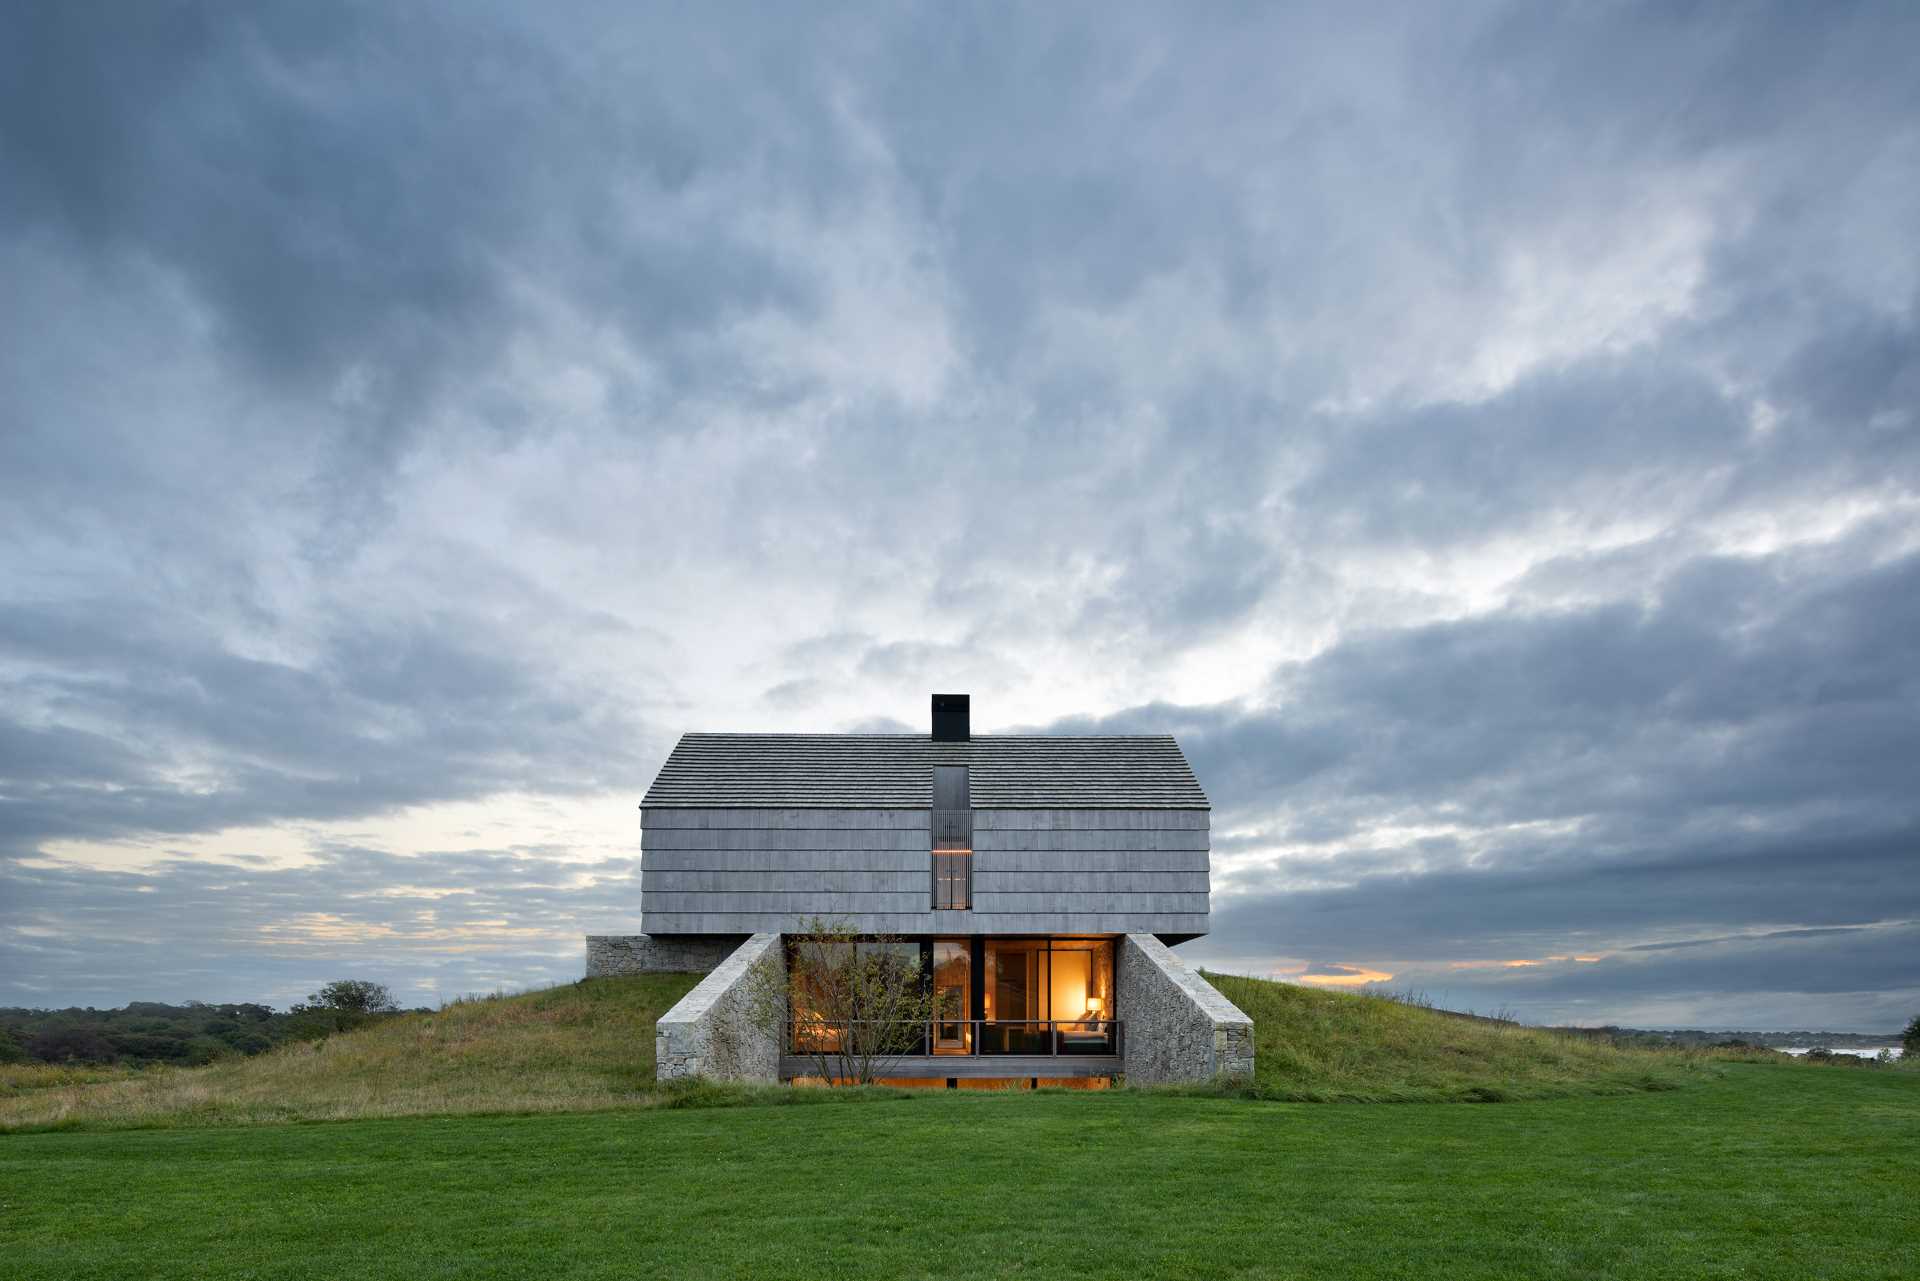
left=641, top=733, right=1209, bottom=809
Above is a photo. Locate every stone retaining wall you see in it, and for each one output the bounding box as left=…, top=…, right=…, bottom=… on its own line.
left=654, top=932, right=785, bottom=1082
left=1118, top=933, right=1255, bottom=1083
left=585, top=933, right=748, bottom=977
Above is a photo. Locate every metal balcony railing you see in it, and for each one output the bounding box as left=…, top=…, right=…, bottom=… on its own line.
left=785, top=1019, right=1123, bottom=1058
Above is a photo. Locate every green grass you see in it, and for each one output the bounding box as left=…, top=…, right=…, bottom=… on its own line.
left=4, top=974, right=1911, bottom=1276
left=0, top=1062, right=139, bottom=1098
left=2, top=1064, right=1914, bottom=1279
left=1206, top=971, right=1757, bottom=1101
left=0, top=975, right=700, bottom=1132
left=5, top=971, right=1765, bottom=1133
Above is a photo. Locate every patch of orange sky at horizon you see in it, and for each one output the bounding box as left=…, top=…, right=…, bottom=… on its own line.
left=1443, top=954, right=1611, bottom=970
left=1293, top=965, right=1394, bottom=988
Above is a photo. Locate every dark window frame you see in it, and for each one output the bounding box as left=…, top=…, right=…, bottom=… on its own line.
left=931, top=765, right=972, bottom=910
left=932, top=850, right=971, bottom=909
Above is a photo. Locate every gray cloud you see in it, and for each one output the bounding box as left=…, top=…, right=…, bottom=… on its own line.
left=1372, top=922, right=1920, bottom=1032
left=0, top=592, right=658, bottom=849
left=1140, top=537, right=1920, bottom=847
left=1201, top=825, right=1918, bottom=961
left=2, top=841, right=644, bottom=1008
left=1, top=1, right=1916, bottom=1025
left=1048, top=535, right=1920, bottom=1027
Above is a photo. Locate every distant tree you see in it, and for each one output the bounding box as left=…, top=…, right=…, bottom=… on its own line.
left=183, top=1035, right=229, bottom=1066
left=1903, top=1014, right=1919, bottom=1059
left=301, top=980, right=399, bottom=1016
left=2, top=1001, right=307, bottom=1065
left=221, top=1029, right=274, bottom=1055
left=28, top=1025, right=118, bottom=1064
left=107, top=1032, right=196, bottom=1063
left=0, top=1025, right=27, bottom=1064
left=282, top=980, right=401, bottom=1041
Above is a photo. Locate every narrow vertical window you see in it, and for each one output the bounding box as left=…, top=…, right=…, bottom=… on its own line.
left=931, top=765, right=971, bottom=909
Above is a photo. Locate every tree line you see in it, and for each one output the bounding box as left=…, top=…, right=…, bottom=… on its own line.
left=0, top=980, right=413, bottom=1067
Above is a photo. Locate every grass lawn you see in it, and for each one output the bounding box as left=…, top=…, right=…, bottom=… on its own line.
left=4, top=1063, right=1915, bottom=1280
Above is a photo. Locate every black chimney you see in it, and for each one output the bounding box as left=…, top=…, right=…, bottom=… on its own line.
left=931, top=693, right=970, bottom=742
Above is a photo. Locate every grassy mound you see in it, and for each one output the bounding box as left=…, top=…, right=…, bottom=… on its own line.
left=1205, top=971, right=1760, bottom=1102
left=0, top=974, right=700, bottom=1132
left=3, top=968, right=1792, bottom=1132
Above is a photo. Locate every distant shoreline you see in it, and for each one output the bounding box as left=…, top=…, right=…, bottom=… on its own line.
left=1550, top=1025, right=1907, bottom=1050
left=1778, top=1046, right=1903, bottom=1060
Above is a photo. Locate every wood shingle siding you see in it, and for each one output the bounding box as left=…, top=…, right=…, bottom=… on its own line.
left=642, top=851, right=934, bottom=874
left=643, top=808, right=933, bottom=830
left=643, top=827, right=933, bottom=851
left=973, top=829, right=1209, bottom=852
left=638, top=727, right=1210, bottom=937
left=973, top=808, right=1209, bottom=830
left=640, top=804, right=1210, bottom=936
left=641, top=913, right=1212, bottom=935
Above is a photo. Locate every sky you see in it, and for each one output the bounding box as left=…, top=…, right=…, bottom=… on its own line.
left=2, top=2, right=1917, bottom=1031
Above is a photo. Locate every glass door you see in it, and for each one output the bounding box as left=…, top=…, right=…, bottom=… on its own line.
left=932, top=939, right=971, bottom=1053
left=1049, top=939, right=1116, bottom=1054
left=983, top=939, right=1051, bottom=1054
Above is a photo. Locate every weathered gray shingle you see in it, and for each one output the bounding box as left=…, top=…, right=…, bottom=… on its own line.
left=642, top=734, right=1208, bottom=809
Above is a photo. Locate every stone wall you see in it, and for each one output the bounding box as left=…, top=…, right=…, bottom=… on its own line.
left=1118, top=933, right=1255, bottom=1083
left=654, top=932, right=785, bottom=1083
left=585, top=933, right=748, bottom=977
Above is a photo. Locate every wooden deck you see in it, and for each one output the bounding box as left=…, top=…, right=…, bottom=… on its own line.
left=779, top=1054, right=1121, bottom=1080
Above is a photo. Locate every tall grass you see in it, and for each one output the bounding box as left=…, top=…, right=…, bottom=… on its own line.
left=0, top=1063, right=138, bottom=1098
left=3, top=969, right=1805, bottom=1132
left=1203, top=971, right=1772, bottom=1103
left=0, top=974, right=700, bottom=1133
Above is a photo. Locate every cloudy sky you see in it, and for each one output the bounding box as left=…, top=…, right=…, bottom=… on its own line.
left=3, top=2, right=1916, bottom=1031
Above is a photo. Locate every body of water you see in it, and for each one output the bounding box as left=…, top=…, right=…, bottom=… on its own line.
left=1778, top=1046, right=1904, bottom=1059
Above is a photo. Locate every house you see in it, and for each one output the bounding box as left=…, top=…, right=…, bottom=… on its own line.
left=586, top=694, right=1253, bottom=1086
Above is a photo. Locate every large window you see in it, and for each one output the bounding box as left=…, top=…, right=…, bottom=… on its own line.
left=785, top=936, right=1119, bottom=1059
left=981, top=938, right=1115, bottom=1055
left=786, top=938, right=925, bottom=1054
left=931, top=765, right=971, bottom=909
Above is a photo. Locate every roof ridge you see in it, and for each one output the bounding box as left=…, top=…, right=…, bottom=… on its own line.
left=675, top=731, right=1181, bottom=740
